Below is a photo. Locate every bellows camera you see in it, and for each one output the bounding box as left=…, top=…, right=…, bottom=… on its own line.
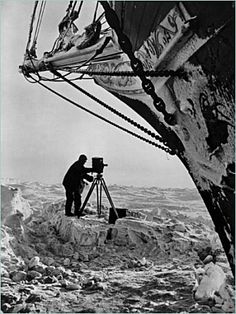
left=92, top=157, right=108, bottom=174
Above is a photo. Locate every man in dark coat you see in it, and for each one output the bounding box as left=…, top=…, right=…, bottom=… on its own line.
left=63, top=154, right=93, bottom=217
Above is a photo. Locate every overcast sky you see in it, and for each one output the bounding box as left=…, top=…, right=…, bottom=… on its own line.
left=1, top=0, right=195, bottom=188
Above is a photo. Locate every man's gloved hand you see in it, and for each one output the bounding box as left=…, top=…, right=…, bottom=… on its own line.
left=86, top=175, right=93, bottom=182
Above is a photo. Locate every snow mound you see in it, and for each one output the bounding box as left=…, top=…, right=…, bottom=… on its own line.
left=1, top=185, right=32, bottom=224
left=1, top=182, right=234, bottom=313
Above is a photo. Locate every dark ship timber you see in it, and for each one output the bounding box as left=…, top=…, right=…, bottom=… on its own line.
left=20, top=1, right=235, bottom=274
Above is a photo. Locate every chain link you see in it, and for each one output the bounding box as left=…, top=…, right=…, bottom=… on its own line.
left=61, top=68, right=187, bottom=79
left=100, top=1, right=177, bottom=126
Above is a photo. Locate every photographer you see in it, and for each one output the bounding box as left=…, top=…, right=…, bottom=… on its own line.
left=62, top=154, right=93, bottom=217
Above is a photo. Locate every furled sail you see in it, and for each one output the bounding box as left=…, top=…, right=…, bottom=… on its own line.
left=21, top=2, right=122, bottom=73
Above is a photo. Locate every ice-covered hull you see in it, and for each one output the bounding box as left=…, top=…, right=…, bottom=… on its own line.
left=91, top=1, right=235, bottom=274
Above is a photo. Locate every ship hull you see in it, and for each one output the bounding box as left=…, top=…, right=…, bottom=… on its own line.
left=95, top=1, right=235, bottom=274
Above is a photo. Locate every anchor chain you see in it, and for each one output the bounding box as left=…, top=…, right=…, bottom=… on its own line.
left=62, top=68, right=188, bottom=80
left=100, top=1, right=177, bottom=126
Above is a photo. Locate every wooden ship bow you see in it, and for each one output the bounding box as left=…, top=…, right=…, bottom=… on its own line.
left=97, top=1, right=235, bottom=275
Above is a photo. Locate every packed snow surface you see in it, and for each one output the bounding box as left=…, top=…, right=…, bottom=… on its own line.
left=1, top=180, right=234, bottom=313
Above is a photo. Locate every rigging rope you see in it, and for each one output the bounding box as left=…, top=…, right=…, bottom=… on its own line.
left=96, top=12, right=105, bottom=22
left=25, top=72, right=174, bottom=153
left=77, top=1, right=83, bottom=17
left=25, top=1, right=39, bottom=52
left=100, top=1, right=177, bottom=126
left=33, top=1, right=46, bottom=43
left=72, top=1, right=77, bottom=13
left=93, top=1, right=99, bottom=23
left=28, top=1, right=46, bottom=57
left=66, top=1, right=73, bottom=13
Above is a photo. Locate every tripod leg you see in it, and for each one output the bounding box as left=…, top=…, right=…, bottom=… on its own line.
left=101, top=178, right=119, bottom=219
left=80, top=179, right=97, bottom=213
left=96, top=180, right=100, bottom=217
left=99, top=180, right=102, bottom=217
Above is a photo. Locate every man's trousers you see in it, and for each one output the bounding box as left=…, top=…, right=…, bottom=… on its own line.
left=65, top=188, right=81, bottom=215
